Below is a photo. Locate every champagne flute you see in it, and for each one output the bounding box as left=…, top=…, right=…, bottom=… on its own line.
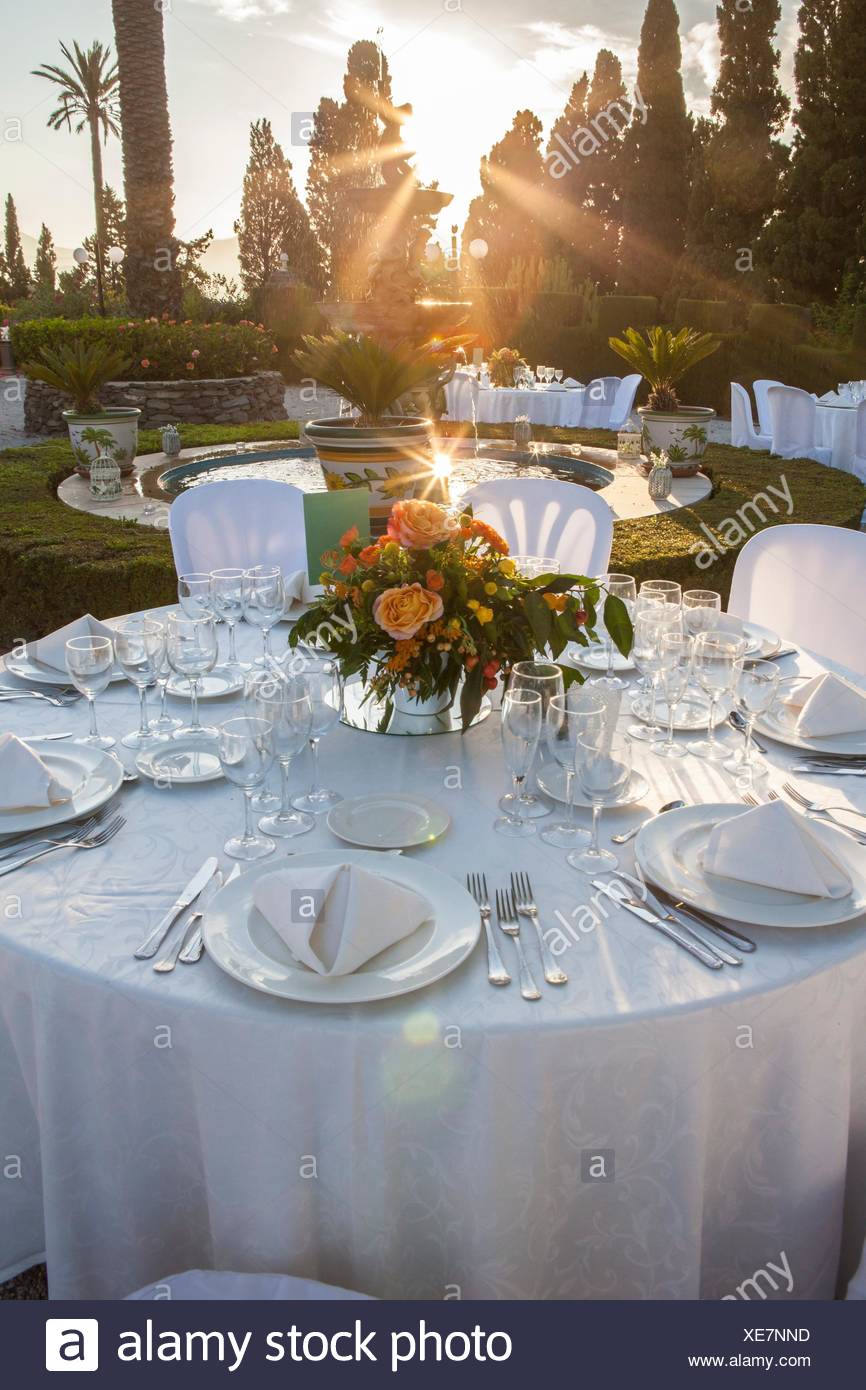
left=166, top=612, right=218, bottom=739
left=113, top=616, right=166, bottom=750
left=146, top=610, right=182, bottom=734
left=243, top=565, right=285, bottom=664
left=687, top=631, right=748, bottom=759
left=572, top=734, right=633, bottom=874
left=495, top=689, right=542, bottom=837
left=65, top=636, right=116, bottom=750
left=724, top=659, right=780, bottom=787
left=601, top=573, right=636, bottom=687
left=540, top=688, right=606, bottom=849
left=210, top=568, right=248, bottom=673
left=217, top=716, right=277, bottom=861
left=250, top=676, right=315, bottom=838
left=499, top=661, right=563, bottom=819
left=653, top=632, right=691, bottom=759
left=291, top=656, right=343, bottom=813
left=628, top=609, right=680, bottom=742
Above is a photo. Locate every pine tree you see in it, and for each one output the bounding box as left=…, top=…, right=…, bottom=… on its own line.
left=3, top=195, right=31, bottom=300
left=619, top=0, right=692, bottom=301
left=462, top=110, right=546, bottom=286
left=545, top=73, right=592, bottom=279
left=235, top=118, right=323, bottom=296
left=581, top=49, right=628, bottom=291
left=34, top=223, right=57, bottom=290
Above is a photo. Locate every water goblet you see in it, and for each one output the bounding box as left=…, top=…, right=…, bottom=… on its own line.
left=210, top=568, right=249, bottom=673
left=639, top=578, right=682, bottom=607
left=177, top=573, right=213, bottom=620
left=601, top=572, right=637, bottom=687
left=65, top=636, right=116, bottom=750
left=498, top=661, right=563, bottom=820
left=166, top=612, right=219, bottom=740
left=511, top=555, right=560, bottom=580
left=687, top=631, right=748, bottom=760
left=682, top=589, right=722, bottom=638
left=724, top=659, right=780, bottom=787
left=555, top=368, right=563, bottom=383
left=113, top=616, right=166, bottom=750
left=495, top=689, right=542, bottom=837
left=653, top=632, right=691, bottom=759
left=217, top=716, right=277, bottom=861
left=540, top=689, right=606, bottom=849
left=291, top=656, right=343, bottom=814
left=249, top=674, right=315, bottom=838
left=244, top=565, right=285, bottom=664
left=572, top=734, right=633, bottom=874
left=628, top=609, right=681, bottom=742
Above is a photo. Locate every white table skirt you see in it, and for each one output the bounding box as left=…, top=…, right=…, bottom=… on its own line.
left=1, top=619, right=866, bottom=1299
left=816, top=403, right=865, bottom=479
left=446, top=374, right=585, bottom=428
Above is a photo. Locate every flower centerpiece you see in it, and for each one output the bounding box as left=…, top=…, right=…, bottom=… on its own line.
left=488, top=346, right=528, bottom=389
left=289, top=498, right=632, bottom=729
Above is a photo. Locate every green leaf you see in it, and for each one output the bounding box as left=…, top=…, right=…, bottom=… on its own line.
left=523, top=591, right=553, bottom=651
left=557, top=664, right=585, bottom=692
left=459, top=662, right=484, bottom=732
left=604, top=593, right=633, bottom=658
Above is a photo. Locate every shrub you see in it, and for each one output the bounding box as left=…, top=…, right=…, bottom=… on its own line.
left=853, top=305, right=866, bottom=353
left=747, top=303, right=811, bottom=344
left=596, top=295, right=659, bottom=338
left=11, top=316, right=278, bottom=382
left=468, top=287, right=520, bottom=349
left=674, top=300, right=733, bottom=334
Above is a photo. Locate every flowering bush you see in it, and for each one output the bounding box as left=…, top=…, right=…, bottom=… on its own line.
left=289, top=498, right=632, bottom=728
left=11, top=316, right=277, bottom=382
left=488, top=346, right=528, bottom=388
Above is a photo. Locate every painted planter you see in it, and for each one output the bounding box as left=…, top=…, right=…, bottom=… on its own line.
left=303, top=416, right=436, bottom=517
left=638, top=406, right=715, bottom=477
left=64, top=407, right=141, bottom=477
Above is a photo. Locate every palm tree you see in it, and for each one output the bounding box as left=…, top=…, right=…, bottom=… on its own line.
left=32, top=40, right=120, bottom=316
left=110, top=0, right=181, bottom=317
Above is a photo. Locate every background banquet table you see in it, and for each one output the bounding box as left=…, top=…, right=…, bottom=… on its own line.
left=445, top=371, right=585, bottom=427
left=816, top=398, right=863, bottom=477
left=1, top=614, right=866, bottom=1301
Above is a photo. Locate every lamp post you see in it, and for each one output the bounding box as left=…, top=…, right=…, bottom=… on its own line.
left=73, top=244, right=123, bottom=316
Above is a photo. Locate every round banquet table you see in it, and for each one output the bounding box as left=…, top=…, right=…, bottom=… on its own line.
left=1, top=614, right=866, bottom=1301
left=816, top=398, right=865, bottom=479
left=445, top=372, right=585, bottom=428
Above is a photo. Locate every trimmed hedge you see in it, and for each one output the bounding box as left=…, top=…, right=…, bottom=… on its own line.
left=596, top=295, right=658, bottom=338
left=853, top=305, right=866, bottom=353
left=674, top=299, right=734, bottom=334
left=747, top=303, right=811, bottom=344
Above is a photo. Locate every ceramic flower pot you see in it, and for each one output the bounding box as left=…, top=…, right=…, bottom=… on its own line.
left=303, top=416, right=436, bottom=517
left=392, top=685, right=453, bottom=716
left=64, top=406, right=141, bottom=477
left=637, top=405, right=715, bottom=477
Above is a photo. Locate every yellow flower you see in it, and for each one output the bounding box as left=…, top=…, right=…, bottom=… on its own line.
left=484, top=582, right=498, bottom=596
left=499, top=559, right=515, bottom=576
left=476, top=606, right=494, bottom=625
left=467, top=598, right=480, bottom=611
left=323, top=470, right=348, bottom=490
left=361, top=579, right=375, bottom=592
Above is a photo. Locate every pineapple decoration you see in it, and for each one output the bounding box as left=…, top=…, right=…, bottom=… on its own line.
left=161, top=423, right=182, bottom=457
left=647, top=450, right=673, bottom=500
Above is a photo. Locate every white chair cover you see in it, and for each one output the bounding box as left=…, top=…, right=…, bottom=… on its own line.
left=753, top=379, right=785, bottom=438
left=608, top=374, right=642, bottom=431
left=767, top=385, right=832, bottom=465
left=461, top=477, right=614, bottom=577
left=730, top=382, right=771, bottom=450
left=728, top=524, right=866, bottom=677
left=580, top=377, right=621, bottom=429
left=127, top=1269, right=374, bottom=1300
left=846, top=1240, right=866, bottom=1299
left=169, top=478, right=307, bottom=577
left=853, top=399, right=866, bottom=481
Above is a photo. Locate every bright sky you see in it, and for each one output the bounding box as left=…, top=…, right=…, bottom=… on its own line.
left=2, top=0, right=802, bottom=257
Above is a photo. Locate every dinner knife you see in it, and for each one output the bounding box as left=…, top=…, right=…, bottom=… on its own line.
left=790, top=762, right=866, bottom=776
left=179, top=862, right=240, bottom=964
left=592, top=880, right=724, bottom=970
left=134, top=857, right=219, bottom=959
left=645, top=885, right=757, bottom=954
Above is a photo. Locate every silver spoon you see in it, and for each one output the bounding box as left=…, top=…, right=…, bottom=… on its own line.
left=728, top=707, right=768, bottom=753
left=611, top=799, right=686, bottom=845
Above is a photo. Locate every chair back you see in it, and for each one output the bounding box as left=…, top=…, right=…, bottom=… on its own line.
left=767, top=385, right=817, bottom=457
left=730, top=382, right=756, bottom=448
left=461, top=477, right=614, bottom=577
left=728, top=523, right=866, bottom=675
left=753, top=379, right=784, bottom=437
left=580, top=377, right=621, bottom=429
left=856, top=399, right=866, bottom=461
left=169, top=477, right=307, bottom=577
left=608, top=374, right=642, bottom=431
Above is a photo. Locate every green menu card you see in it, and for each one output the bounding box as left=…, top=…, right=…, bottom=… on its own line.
left=303, top=488, right=371, bottom=581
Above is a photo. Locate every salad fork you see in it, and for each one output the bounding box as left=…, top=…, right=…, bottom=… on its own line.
left=466, top=872, right=510, bottom=986
left=495, top=888, right=541, bottom=1000
left=0, top=688, right=78, bottom=708
left=781, top=781, right=866, bottom=825
left=0, top=815, right=125, bottom=877
left=510, top=871, right=567, bottom=984
left=0, top=812, right=105, bottom=863
left=743, top=789, right=866, bottom=845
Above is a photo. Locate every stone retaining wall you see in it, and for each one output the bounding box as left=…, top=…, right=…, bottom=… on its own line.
left=23, top=371, right=287, bottom=433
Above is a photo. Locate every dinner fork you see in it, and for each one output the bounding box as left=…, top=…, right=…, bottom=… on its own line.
left=495, top=888, right=541, bottom=1000
left=0, top=689, right=78, bottom=708
left=466, top=872, right=510, bottom=986
left=781, top=781, right=866, bottom=825
left=0, top=812, right=105, bottom=863
left=509, top=871, right=567, bottom=985
left=0, top=815, right=125, bottom=877
left=742, top=789, right=866, bottom=845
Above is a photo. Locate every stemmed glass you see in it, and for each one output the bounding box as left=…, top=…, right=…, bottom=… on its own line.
left=724, top=659, right=780, bottom=787
left=146, top=610, right=182, bottom=734
left=177, top=573, right=213, bottom=620
left=166, top=613, right=218, bottom=740
left=291, top=656, right=343, bottom=814
left=572, top=734, right=633, bottom=874
left=495, top=689, right=542, bottom=837
left=555, top=368, right=563, bottom=384
left=210, top=568, right=248, bottom=673
left=249, top=676, right=315, bottom=838
left=512, top=556, right=560, bottom=579
left=601, top=573, right=636, bottom=687
left=629, top=609, right=681, bottom=742
left=244, top=565, right=285, bottom=664
left=653, top=632, right=691, bottom=759
left=540, top=688, right=606, bottom=849
left=65, top=636, right=116, bottom=750
left=499, top=661, right=563, bottom=820
left=112, top=616, right=166, bottom=750
left=217, top=716, right=277, bottom=861
left=687, top=631, right=748, bottom=759
left=683, top=589, right=721, bottom=637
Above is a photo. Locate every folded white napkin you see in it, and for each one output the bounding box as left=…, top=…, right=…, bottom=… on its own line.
left=253, top=863, right=431, bottom=976
left=787, top=672, right=866, bottom=737
left=283, top=570, right=318, bottom=615
left=31, top=613, right=116, bottom=672
left=0, top=733, right=74, bottom=812
left=563, top=377, right=582, bottom=389
left=703, top=800, right=852, bottom=899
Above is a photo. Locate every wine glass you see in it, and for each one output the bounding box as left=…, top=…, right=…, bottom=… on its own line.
left=177, top=573, right=213, bottom=620
left=653, top=632, right=691, bottom=760
left=687, top=631, right=748, bottom=759
left=499, top=661, right=563, bottom=819
left=639, top=579, right=682, bottom=608
left=113, top=616, right=166, bottom=750
left=210, top=568, right=248, bottom=673
left=540, top=688, right=606, bottom=850
left=511, top=556, right=560, bottom=580
left=249, top=675, right=315, bottom=838
left=572, top=734, right=633, bottom=874
left=495, top=689, right=542, bottom=837
left=244, top=565, right=285, bottom=664
left=166, top=612, right=218, bottom=740
left=555, top=368, right=563, bottom=384
left=601, top=573, right=637, bottom=687
left=683, top=590, right=722, bottom=638
left=145, top=610, right=182, bottom=734
left=65, top=636, right=116, bottom=750
left=291, top=656, right=343, bottom=814
left=629, top=609, right=681, bottom=742
left=724, top=659, right=780, bottom=787
left=217, top=716, right=277, bottom=861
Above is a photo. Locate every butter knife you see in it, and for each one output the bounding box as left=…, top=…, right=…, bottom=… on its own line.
left=592, top=880, right=723, bottom=970
left=135, top=857, right=219, bottom=959
left=645, top=885, right=757, bottom=953
left=180, top=862, right=240, bottom=963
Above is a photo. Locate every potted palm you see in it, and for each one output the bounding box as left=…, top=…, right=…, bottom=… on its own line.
left=22, top=341, right=139, bottom=475
left=608, top=326, right=720, bottom=475
left=293, top=331, right=464, bottom=514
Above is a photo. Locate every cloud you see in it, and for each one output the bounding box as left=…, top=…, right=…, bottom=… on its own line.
left=523, top=20, right=637, bottom=90
left=681, top=20, right=720, bottom=93
left=189, top=0, right=292, bottom=20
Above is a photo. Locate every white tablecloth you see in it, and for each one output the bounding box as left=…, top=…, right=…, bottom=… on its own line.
left=816, top=401, right=864, bottom=478
left=446, top=372, right=585, bottom=428
left=1, top=618, right=866, bottom=1300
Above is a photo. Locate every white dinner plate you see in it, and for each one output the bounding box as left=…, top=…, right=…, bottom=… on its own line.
left=135, top=738, right=223, bottom=785
left=5, top=652, right=126, bottom=686
left=714, top=620, right=781, bottom=660
left=166, top=670, right=244, bottom=699
left=635, top=802, right=866, bottom=928
left=536, top=765, right=650, bottom=810
left=753, top=680, right=866, bottom=756
left=202, top=850, right=480, bottom=1004
left=0, top=741, right=123, bottom=835
left=569, top=643, right=635, bottom=673
left=327, top=794, right=451, bottom=849
left=630, top=692, right=727, bottom=732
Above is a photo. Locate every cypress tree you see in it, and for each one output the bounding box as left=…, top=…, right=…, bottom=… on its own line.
left=581, top=50, right=627, bottom=291
left=463, top=110, right=546, bottom=286
left=34, top=223, right=57, bottom=291
left=4, top=195, right=31, bottom=301
left=545, top=73, right=591, bottom=279
left=235, top=118, right=322, bottom=295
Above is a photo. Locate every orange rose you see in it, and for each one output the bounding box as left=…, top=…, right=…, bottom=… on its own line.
left=340, top=525, right=359, bottom=548
left=372, top=583, right=444, bottom=640
left=358, top=544, right=380, bottom=566
left=425, top=569, right=444, bottom=591
left=387, top=499, right=456, bottom=550
left=338, top=554, right=358, bottom=575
